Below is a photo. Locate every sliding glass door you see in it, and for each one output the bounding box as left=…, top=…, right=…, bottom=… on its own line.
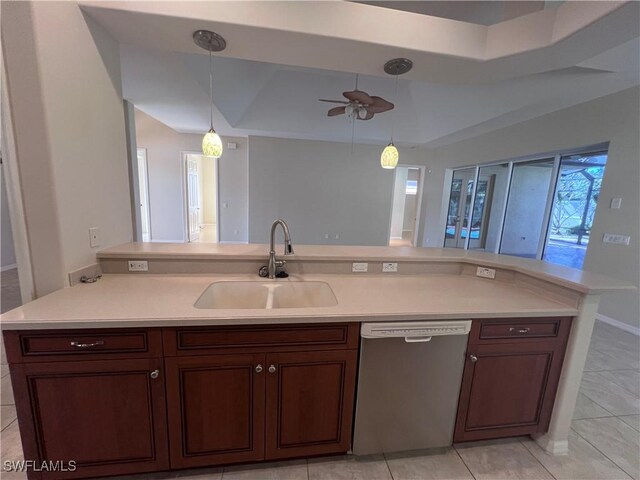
left=444, top=168, right=476, bottom=248
left=499, top=159, right=555, bottom=258
left=443, top=146, right=608, bottom=270
left=542, top=152, right=608, bottom=269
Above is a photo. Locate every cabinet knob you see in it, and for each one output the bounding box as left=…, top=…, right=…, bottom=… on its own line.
left=469, top=354, right=478, bottom=363
left=255, top=364, right=263, bottom=373
left=268, top=364, right=277, bottom=374
left=150, top=369, right=160, bottom=379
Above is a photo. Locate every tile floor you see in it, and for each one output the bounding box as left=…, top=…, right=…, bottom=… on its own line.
left=0, top=320, right=638, bottom=480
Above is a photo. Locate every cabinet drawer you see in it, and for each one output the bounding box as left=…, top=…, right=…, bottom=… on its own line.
left=4, top=329, right=163, bottom=363
left=470, top=318, right=567, bottom=344
left=163, top=323, right=359, bottom=356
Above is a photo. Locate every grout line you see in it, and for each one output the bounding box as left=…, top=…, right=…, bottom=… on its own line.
left=382, top=453, right=395, bottom=480
left=1, top=417, right=17, bottom=433
left=305, top=459, right=309, bottom=480
left=451, top=446, right=477, bottom=480
left=591, top=372, right=640, bottom=398
left=517, top=438, right=557, bottom=480
left=570, top=423, right=636, bottom=480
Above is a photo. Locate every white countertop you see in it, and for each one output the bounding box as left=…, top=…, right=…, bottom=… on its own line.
left=0, top=273, right=578, bottom=330
left=97, top=243, right=634, bottom=295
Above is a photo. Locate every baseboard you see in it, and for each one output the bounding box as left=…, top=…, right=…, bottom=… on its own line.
left=0, top=263, right=17, bottom=272
left=596, top=314, right=640, bottom=336
left=219, top=240, right=249, bottom=244
left=533, top=434, right=569, bottom=456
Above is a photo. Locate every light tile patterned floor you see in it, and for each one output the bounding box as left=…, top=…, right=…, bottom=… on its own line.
left=0, top=320, right=638, bottom=480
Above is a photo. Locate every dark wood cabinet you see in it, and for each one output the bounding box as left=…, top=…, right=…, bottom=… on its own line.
left=265, top=350, right=357, bottom=459
left=165, top=354, right=266, bottom=469
left=454, top=317, right=571, bottom=442
left=10, top=358, right=169, bottom=479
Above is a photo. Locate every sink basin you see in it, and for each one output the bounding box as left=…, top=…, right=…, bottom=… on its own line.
left=194, top=281, right=338, bottom=309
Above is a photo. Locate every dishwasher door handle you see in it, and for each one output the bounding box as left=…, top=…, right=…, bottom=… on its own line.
left=404, top=336, right=433, bottom=343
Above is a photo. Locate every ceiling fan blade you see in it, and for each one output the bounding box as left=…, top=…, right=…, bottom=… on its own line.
left=358, top=110, right=375, bottom=121
left=319, top=99, right=349, bottom=104
left=343, top=89, right=374, bottom=105
left=366, top=96, right=394, bottom=113
left=327, top=106, right=347, bottom=117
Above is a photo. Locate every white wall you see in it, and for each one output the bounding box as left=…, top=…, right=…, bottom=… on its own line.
left=3, top=1, right=133, bottom=296
left=135, top=110, right=248, bottom=243
left=0, top=166, right=16, bottom=269
left=423, top=87, right=640, bottom=327
left=247, top=136, right=429, bottom=245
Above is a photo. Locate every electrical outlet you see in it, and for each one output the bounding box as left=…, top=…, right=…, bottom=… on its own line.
left=352, top=262, right=368, bottom=273
left=476, top=266, right=496, bottom=279
left=89, top=227, right=101, bottom=248
left=128, top=260, right=149, bottom=272
left=382, top=262, right=398, bottom=273
left=610, top=198, right=622, bottom=209
left=603, top=234, right=631, bottom=245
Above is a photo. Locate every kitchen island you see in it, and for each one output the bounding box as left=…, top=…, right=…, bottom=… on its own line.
left=1, top=244, right=633, bottom=479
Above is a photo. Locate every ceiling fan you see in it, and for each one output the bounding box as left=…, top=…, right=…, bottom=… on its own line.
left=319, top=74, right=394, bottom=121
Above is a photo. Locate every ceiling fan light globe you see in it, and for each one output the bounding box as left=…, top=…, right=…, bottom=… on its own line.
left=345, top=104, right=354, bottom=117
left=202, top=129, right=223, bottom=158
left=358, top=108, right=367, bottom=119
left=380, top=142, right=399, bottom=169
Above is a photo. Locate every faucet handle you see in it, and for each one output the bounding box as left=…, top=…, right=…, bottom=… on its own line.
left=258, top=266, right=269, bottom=277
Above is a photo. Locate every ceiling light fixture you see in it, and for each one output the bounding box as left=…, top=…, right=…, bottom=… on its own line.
left=380, top=58, right=413, bottom=169
left=193, top=30, right=226, bottom=158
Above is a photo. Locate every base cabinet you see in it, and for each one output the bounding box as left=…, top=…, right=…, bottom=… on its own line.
left=265, top=350, right=358, bottom=459
left=165, top=354, right=266, bottom=469
left=454, top=317, right=572, bottom=442
left=10, top=358, right=169, bottom=480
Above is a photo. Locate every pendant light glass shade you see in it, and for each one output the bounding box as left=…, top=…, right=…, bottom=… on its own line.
left=380, top=142, right=399, bottom=169
left=202, top=128, right=223, bottom=158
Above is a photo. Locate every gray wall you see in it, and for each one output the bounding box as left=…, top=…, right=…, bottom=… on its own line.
left=135, top=110, right=248, bottom=243
left=1, top=166, right=16, bottom=268
left=422, top=87, right=640, bottom=327
left=3, top=1, right=133, bottom=296
left=247, top=136, right=429, bottom=245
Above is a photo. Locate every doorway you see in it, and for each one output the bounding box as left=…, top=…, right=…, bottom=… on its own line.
left=182, top=152, right=219, bottom=243
left=389, top=166, right=425, bottom=247
left=136, top=148, right=151, bottom=242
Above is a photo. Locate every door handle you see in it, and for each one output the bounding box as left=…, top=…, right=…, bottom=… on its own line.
left=470, top=354, right=478, bottom=363
left=255, top=364, right=263, bottom=373
left=268, top=364, right=277, bottom=374
left=150, top=369, right=160, bottom=379
left=70, top=340, right=105, bottom=348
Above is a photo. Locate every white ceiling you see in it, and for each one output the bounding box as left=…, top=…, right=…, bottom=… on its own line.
left=84, top=1, right=640, bottom=147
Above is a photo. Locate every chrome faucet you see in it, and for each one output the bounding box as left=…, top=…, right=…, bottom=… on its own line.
left=264, top=219, right=294, bottom=279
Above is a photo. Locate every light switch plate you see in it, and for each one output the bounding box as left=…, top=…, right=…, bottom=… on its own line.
left=603, top=234, right=631, bottom=245
left=89, top=227, right=101, bottom=248
left=128, top=260, right=149, bottom=272
left=352, top=262, right=368, bottom=273
left=610, top=198, right=622, bottom=209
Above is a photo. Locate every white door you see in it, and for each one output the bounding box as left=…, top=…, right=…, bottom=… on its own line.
left=186, top=155, right=201, bottom=242
left=136, top=149, right=151, bottom=242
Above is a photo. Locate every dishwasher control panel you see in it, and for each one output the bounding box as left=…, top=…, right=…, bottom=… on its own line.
left=361, top=320, right=472, bottom=339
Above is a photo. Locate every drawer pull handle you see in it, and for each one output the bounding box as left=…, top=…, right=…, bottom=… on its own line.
left=150, top=370, right=160, bottom=379
left=268, top=364, right=277, bottom=374
left=255, top=364, right=263, bottom=373
left=470, top=354, right=478, bottom=363
left=509, top=328, right=531, bottom=334
left=70, top=340, right=105, bottom=348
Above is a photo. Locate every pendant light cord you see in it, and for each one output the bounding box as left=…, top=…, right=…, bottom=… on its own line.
left=390, top=73, right=398, bottom=143
left=209, top=49, right=214, bottom=130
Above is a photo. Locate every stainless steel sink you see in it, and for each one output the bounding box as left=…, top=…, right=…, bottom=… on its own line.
left=194, top=281, right=338, bottom=309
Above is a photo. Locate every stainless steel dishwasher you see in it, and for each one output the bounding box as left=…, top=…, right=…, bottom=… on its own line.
left=353, top=320, right=472, bottom=455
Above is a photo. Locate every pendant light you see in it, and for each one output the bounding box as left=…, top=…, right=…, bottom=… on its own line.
left=193, top=30, right=227, bottom=158
left=380, top=58, right=413, bottom=169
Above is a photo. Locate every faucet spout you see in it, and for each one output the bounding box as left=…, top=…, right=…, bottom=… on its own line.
left=267, top=219, right=294, bottom=279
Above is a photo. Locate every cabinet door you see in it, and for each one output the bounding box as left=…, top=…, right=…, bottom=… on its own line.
left=11, top=358, right=169, bottom=479
left=454, top=340, right=566, bottom=442
left=165, top=354, right=265, bottom=468
left=265, top=350, right=357, bottom=459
